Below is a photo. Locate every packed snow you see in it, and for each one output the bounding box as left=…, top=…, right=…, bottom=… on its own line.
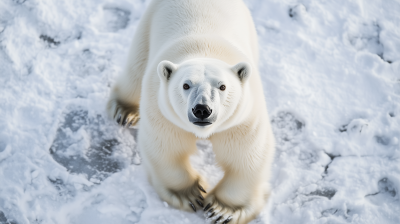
left=0, top=0, right=399, bottom=223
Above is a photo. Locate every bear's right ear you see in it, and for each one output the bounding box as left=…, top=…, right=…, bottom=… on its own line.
left=157, top=60, right=177, bottom=82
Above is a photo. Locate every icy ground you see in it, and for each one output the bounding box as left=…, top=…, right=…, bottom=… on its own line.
left=0, top=0, right=400, bottom=223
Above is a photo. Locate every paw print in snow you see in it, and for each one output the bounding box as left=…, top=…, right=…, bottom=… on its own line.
left=271, top=111, right=304, bottom=146
left=338, top=118, right=368, bottom=133
left=366, top=177, right=397, bottom=204
left=378, top=178, right=396, bottom=197
left=49, top=107, right=132, bottom=184
left=94, top=6, right=131, bottom=32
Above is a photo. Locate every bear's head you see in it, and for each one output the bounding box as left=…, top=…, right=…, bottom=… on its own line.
left=157, top=58, right=251, bottom=138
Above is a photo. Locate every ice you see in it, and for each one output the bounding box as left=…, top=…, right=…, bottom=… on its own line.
left=1, top=0, right=400, bottom=223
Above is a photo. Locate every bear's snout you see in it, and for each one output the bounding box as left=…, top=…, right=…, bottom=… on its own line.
left=192, top=104, right=212, bottom=119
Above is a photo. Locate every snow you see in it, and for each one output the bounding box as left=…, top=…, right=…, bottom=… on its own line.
left=0, top=0, right=399, bottom=223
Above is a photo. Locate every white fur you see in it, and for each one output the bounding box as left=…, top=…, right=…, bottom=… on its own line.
left=107, top=0, right=275, bottom=223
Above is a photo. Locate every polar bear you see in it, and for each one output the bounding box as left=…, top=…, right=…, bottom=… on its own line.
left=107, top=0, right=275, bottom=223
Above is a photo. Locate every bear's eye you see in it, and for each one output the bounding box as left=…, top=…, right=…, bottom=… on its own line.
left=183, top=83, right=190, bottom=90
left=219, top=85, right=226, bottom=91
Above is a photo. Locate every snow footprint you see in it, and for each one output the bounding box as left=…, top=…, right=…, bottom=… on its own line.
left=339, top=117, right=397, bottom=147
left=271, top=111, right=304, bottom=147
left=366, top=177, right=397, bottom=204
left=338, top=118, right=368, bottom=133
left=321, top=207, right=353, bottom=221
left=378, top=178, right=397, bottom=197
left=50, top=108, right=126, bottom=183
left=365, top=177, right=398, bottom=205
left=93, top=6, right=131, bottom=32
left=295, top=186, right=337, bottom=207
left=288, top=4, right=312, bottom=25
left=344, top=21, right=394, bottom=64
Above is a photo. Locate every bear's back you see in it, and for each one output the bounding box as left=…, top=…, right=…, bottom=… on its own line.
left=146, top=0, right=258, bottom=63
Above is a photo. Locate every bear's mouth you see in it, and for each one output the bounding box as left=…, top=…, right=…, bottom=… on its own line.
left=193, top=122, right=212, bottom=126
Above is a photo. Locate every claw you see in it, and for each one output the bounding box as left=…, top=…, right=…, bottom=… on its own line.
left=215, top=216, right=222, bottom=223
left=208, top=212, right=215, bottom=218
left=189, top=202, right=196, bottom=212
left=199, top=185, right=207, bottom=193
left=199, top=194, right=204, bottom=200
left=223, top=217, right=232, bottom=224
left=208, top=208, right=214, bottom=214
left=116, top=114, right=121, bottom=124
left=122, top=119, right=127, bottom=126
left=127, top=120, right=133, bottom=127
left=196, top=199, right=204, bottom=207
left=204, top=203, right=211, bottom=211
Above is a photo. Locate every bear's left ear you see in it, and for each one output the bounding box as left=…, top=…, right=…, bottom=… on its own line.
left=231, top=62, right=251, bottom=82
left=157, top=60, right=178, bottom=82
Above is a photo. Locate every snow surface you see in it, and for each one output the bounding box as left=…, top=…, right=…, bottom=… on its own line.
left=0, top=0, right=400, bottom=223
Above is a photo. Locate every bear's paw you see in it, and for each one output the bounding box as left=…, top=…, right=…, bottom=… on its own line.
left=157, top=179, right=208, bottom=213
left=107, top=98, right=140, bottom=127
left=203, top=195, right=260, bottom=224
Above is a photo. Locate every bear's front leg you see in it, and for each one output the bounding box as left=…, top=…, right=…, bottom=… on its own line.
left=139, top=121, right=209, bottom=212
left=203, top=172, right=269, bottom=224
left=205, top=122, right=274, bottom=224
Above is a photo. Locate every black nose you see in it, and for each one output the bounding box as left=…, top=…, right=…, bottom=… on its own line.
left=192, top=104, right=212, bottom=119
